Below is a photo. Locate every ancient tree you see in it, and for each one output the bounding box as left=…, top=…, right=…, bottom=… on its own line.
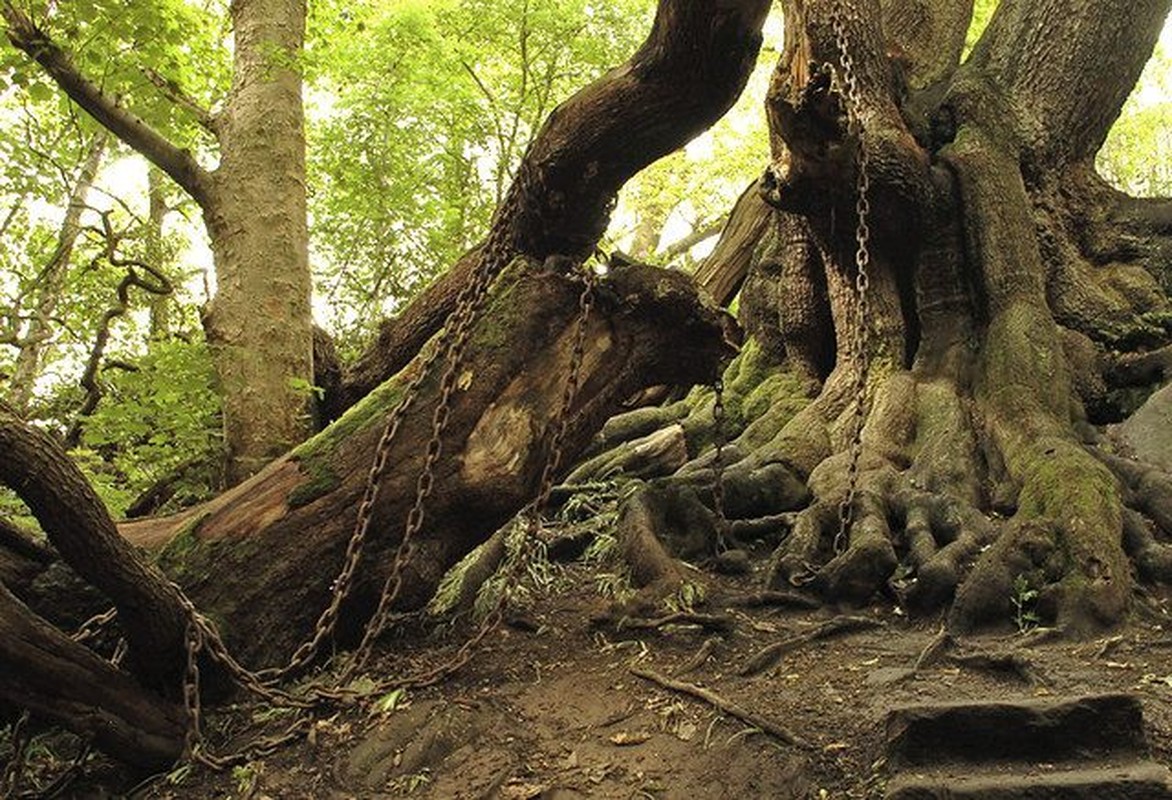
left=1, top=0, right=1170, bottom=779
left=3, top=0, right=314, bottom=483
left=1, top=0, right=766, bottom=768
left=604, top=0, right=1172, bottom=634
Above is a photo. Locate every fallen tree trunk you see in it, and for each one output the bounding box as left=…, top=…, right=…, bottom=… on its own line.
left=0, top=582, right=187, bottom=770
left=122, top=261, right=730, bottom=666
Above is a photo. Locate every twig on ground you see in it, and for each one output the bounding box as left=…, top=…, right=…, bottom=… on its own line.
left=738, top=615, right=884, bottom=676
left=617, top=611, right=735, bottom=636
left=676, top=636, right=721, bottom=675
left=948, top=650, right=1047, bottom=685
left=630, top=665, right=808, bottom=747
left=913, top=627, right=953, bottom=671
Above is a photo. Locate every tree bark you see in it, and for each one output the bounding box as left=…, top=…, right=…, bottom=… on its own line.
left=123, top=260, right=730, bottom=665
left=3, top=1, right=314, bottom=485
left=203, top=0, right=313, bottom=484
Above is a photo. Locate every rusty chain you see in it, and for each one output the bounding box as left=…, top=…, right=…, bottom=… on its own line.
left=166, top=161, right=549, bottom=767
left=266, top=215, right=523, bottom=685
left=829, top=5, right=873, bottom=555
left=711, top=378, right=730, bottom=551
left=344, top=213, right=531, bottom=680
left=359, top=258, right=597, bottom=694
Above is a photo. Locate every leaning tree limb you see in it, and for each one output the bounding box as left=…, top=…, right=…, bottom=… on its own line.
left=1, top=3, right=213, bottom=206
left=0, top=404, right=191, bottom=691
left=329, top=0, right=772, bottom=416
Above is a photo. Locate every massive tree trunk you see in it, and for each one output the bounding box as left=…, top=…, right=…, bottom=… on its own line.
left=0, top=0, right=765, bottom=767
left=608, top=0, right=1172, bottom=634
left=3, top=0, right=313, bottom=484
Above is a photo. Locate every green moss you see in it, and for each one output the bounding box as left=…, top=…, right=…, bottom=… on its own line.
left=292, top=376, right=410, bottom=465
left=742, top=369, right=808, bottom=424
left=1016, top=438, right=1120, bottom=527
left=726, top=338, right=779, bottom=398
left=156, top=511, right=210, bottom=573
left=287, top=462, right=341, bottom=509
left=464, top=263, right=527, bottom=353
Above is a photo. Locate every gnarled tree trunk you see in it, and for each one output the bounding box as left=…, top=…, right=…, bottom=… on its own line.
left=609, top=0, right=1172, bottom=634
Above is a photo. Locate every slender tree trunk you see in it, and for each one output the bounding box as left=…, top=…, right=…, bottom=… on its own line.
left=3, top=1, right=313, bottom=484
left=8, top=133, right=106, bottom=413
left=147, top=168, right=172, bottom=338
left=204, top=0, right=313, bottom=484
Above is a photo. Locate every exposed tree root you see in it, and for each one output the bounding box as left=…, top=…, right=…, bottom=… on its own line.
left=738, top=615, right=884, bottom=677
left=630, top=665, right=808, bottom=747
left=675, top=636, right=722, bottom=675
left=616, top=611, right=736, bottom=636
left=725, top=590, right=821, bottom=611
left=947, top=649, right=1048, bottom=686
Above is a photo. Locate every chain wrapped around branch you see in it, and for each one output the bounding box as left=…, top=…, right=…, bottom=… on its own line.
left=360, top=258, right=597, bottom=692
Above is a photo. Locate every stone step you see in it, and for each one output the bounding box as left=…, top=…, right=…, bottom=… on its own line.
left=885, top=761, right=1172, bottom=800
left=885, top=693, right=1146, bottom=768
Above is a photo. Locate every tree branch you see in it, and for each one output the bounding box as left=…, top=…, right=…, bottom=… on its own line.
left=331, top=0, right=771, bottom=415
left=2, top=3, right=215, bottom=207
left=659, top=213, right=729, bottom=261
left=142, top=67, right=220, bottom=137
left=0, top=402, right=191, bottom=692
left=968, top=0, right=1172, bottom=164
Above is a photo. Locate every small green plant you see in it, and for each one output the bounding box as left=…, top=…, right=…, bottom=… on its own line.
left=231, top=762, right=261, bottom=796
left=664, top=580, right=706, bottom=613
left=1011, top=574, right=1040, bottom=633
left=390, top=768, right=432, bottom=793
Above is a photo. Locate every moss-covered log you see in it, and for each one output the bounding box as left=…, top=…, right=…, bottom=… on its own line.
left=121, top=261, right=729, bottom=666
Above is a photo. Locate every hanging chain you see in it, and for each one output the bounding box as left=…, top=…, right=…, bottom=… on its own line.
left=362, top=260, right=597, bottom=693
left=829, top=6, right=873, bottom=555
left=711, top=377, right=730, bottom=551
left=345, top=232, right=520, bottom=678
left=257, top=169, right=537, bottom=685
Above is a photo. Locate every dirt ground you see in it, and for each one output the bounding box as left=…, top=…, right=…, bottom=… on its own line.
left=12, top=558, right=1172, bottom=800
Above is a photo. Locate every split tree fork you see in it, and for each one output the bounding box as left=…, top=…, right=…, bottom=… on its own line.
left=0, top=0, right=767, bottom=771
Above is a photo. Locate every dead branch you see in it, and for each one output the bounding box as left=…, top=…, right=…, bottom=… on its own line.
left=630, top=665, right=808, bottom=747
left=738, top=615, right=885, bottom=676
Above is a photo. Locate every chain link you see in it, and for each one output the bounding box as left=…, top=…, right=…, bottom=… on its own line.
left=362, top=260, right=597, bottom=693
left=829, top=6, right=873, bottom=555
left=711, top=378, right=730, bottom=551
